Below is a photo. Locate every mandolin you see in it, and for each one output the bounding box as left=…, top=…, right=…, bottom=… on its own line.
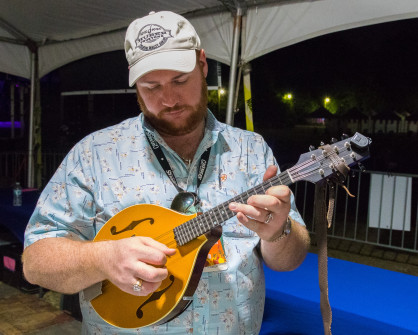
left=91, top=132, right=371, bottom=328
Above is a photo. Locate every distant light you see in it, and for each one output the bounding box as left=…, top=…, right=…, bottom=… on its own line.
left=219, top=88, right=225, bottom=95
left=283, top=93, right=293, bottom=101
left=324, top=97, right=331, bottom=104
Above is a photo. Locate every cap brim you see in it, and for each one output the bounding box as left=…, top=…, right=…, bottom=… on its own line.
left=129, top=49, right=197, bottom=87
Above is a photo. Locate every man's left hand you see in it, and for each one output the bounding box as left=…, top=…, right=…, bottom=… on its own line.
left=229, top=165, right=290, bottom=241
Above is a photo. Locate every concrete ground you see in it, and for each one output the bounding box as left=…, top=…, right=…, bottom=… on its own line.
left=0, top=282, right=81, bottom=334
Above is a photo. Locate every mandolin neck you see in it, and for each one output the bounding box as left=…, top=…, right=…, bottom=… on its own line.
left=173, top=170, right=292, bottom=246
left=173, top=132, right=372, bottom=246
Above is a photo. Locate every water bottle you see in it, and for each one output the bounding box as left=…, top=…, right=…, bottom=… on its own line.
left=13, top=182, right=22, bottom=206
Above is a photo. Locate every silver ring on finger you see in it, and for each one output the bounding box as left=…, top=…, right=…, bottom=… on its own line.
left=264, top=212, right=273, bottom=224
left=133, top=279, right=143, bottom=292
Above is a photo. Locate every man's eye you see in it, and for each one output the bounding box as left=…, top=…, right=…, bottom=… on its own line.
left=174, top=78, right=187, bottom=84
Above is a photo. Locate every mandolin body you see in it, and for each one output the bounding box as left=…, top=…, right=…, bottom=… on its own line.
left=91, top=204, right=221, bottom=329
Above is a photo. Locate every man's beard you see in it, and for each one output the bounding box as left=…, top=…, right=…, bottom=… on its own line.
left=136, top=77, right=208, bottom=136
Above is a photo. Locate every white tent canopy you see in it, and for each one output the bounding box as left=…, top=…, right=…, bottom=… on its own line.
left=1, top=0, right=418, bottom=187
left=2, top=0, right=418, bottom=79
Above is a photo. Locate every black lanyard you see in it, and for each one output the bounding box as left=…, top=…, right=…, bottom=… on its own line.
left=145, top=131, right=211, bottom=193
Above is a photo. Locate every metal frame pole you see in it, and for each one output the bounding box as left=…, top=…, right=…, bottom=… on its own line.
left=240, top=15, right=254, bottom=131
left=28, top=52, right=35, bottom=188
left=225, top=7, right=243, bottom=126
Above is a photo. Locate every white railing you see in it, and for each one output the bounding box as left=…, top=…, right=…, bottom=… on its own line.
left=292, top=170, right=418, bottom=253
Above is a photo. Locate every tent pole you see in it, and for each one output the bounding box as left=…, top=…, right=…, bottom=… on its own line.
left=28, top=52, right=36, bottom=188
left=242, top=63, right=254, bottom=131
left=225, top=7, right=243, bottom=126
left=232, top=64, right=242, bottom=115
left=240, top=15, right=254, bottom=132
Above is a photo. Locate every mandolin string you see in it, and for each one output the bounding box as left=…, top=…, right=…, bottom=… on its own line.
left=287, top=146, right=350, bottom=180
left=287, top=157, right=340, bottom=181
left=289, top=145, right=349, bottom=174
left=289, top=152, right=352, bottom=183
left=287, top=146, right=348, bottom=176
left=285, top=150, right=328, bottom=176
left=147, top=220, right=202, bottom=248
left=149, top=230, right=178, bottom=248
left=293, top=148, right=351, bottom=180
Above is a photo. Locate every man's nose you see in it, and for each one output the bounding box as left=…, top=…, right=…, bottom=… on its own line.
left=161, top=85, right=178, bottom=107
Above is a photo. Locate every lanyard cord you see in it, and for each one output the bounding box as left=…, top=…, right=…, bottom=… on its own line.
left=145, top=131, right=211, bottom=193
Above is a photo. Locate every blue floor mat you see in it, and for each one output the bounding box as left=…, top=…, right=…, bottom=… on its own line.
left=261, top=253, right=418, bottom=334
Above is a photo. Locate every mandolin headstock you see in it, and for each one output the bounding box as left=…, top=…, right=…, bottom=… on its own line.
left=289, top=132, right=371, bottom=184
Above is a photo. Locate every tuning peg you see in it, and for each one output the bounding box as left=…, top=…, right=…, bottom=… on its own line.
left=320, top=141, right=325, bottom=146
left=341, top=133, right=349, bottom=140
left=309, top=145, right=315, bottom=151
left=331, top=137, right=338, bottom=144
left=358, top=162, right=366, bottom=172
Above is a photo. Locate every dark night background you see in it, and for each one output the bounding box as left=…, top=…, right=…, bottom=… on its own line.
left=1, top=17, right=418, bottom=175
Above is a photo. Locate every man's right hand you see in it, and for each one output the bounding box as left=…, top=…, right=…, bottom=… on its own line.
left=22, top=236, right=175, bottom=295
left=99, top=236, right=176, bottom=296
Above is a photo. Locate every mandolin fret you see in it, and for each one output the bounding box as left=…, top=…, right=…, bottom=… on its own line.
left=184, top=223, right=191, bottom=243
left=197, top=214, right=207, bottom=232
left=195, top=216, right=204, bottom=235
left=189, top=220, right=198, bottom=240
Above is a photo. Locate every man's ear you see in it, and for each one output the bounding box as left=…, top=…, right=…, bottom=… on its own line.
left=198, top=49, right=208, bottom=78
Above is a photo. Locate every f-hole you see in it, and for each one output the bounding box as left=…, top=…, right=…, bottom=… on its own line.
left=136, top=275, right=175, bottom=319
left=110, top=218, right=154, bottom=235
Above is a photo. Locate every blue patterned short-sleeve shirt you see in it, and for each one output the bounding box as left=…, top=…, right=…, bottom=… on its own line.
left=25, top=111, right=303, bottom=335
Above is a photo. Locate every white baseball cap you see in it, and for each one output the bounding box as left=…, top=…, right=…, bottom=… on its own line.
left=125, top=11, right=201, bottom=87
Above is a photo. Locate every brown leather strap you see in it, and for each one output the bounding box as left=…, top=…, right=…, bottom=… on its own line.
left=314, top=143, right=352, bottom=334
left=314, top=182, right=333, bottom=335
left=327, top=183, right=336, bottom=228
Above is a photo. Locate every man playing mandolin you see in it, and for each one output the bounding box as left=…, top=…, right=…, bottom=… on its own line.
left=23, top=10, right=310, bottom=334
